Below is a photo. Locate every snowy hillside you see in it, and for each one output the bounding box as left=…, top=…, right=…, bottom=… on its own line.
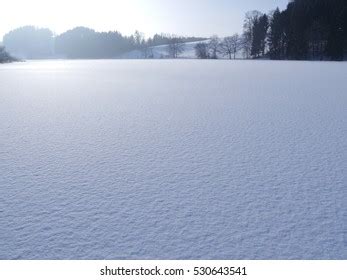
left=119, top=40, right=209, bottom=59
left=119, top=39, right=246, bottom=60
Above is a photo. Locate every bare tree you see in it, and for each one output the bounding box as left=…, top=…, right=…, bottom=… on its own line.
left=208, top=35, right=220, bottom=59
left=167, top=36, right=185, bottom=58
left=194, top=42, right=209, bottom=59
left=220, top=34, right=242, bottom=59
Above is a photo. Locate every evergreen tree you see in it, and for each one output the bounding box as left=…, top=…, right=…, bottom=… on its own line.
left=0, top=46, right=15, bottom=63
left=268, top=8, right=287, bottom=59
left=251, top=14, right=268, bottom=58
left=259, top=0, right=347, bottom=61
left=243, top=10, right=262, bottom=58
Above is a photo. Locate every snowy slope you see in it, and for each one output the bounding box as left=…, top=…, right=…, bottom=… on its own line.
left=0, top=60, right=346, bottom=260
left=119, top=40, right=209, bottom=59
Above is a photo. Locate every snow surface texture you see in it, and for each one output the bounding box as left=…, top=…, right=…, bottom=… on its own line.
left=0, top=60, right=346, bottom=260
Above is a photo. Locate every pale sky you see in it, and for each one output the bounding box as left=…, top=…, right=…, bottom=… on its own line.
left=0, top=0, right=288, bottom=40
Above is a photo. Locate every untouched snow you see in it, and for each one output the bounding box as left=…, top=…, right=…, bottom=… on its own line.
left=0, top=60, right=346, bottom=260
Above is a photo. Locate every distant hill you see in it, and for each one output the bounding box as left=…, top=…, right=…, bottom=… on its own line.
left=2, top=25, right=206, bottom=59
left=3, top=26, right=54, bottom=59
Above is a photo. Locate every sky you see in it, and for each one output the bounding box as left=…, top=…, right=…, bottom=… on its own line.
left=0, top=0, right=288, bottom=40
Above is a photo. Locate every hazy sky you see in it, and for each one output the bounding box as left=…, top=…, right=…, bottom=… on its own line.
left=1, top=0, right=288, bottom=40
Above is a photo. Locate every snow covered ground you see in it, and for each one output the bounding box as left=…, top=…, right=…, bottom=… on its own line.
left=0, top=60, right=346, bottom=260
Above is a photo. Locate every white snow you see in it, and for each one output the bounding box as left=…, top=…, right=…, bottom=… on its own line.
left=0, top=60, right=346, bottom=260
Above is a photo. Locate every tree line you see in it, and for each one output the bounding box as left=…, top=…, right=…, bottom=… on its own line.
left=195, top=0, right=347, bottom=61
left=194, top=34, right=242, bottom=59
left=267, top=0, right=347, bottom=60
left=2, top=0, right=346, bottom=61
left=2, top=26, right=204, bottom=59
